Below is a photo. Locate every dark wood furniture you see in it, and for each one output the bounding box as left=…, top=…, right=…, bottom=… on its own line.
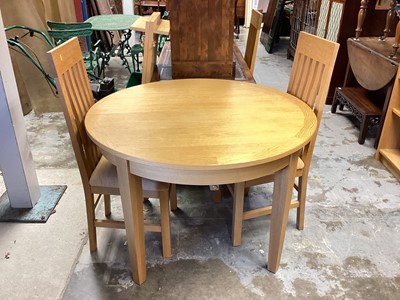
left=137, top=1, right=167, bottom=15
left=157, top=41, right=255, bottom=83
left=326, top=0, right=398, bottom=103
left=264, top=0, right=292, bottom=53
left=168, top=0, right=234, bottom=79
left=331, top=37, right=399, bottom=145
left=332, top=87, right=383, bottom=144
left=331, top=1, right=400, bottom=145
left=234, top=0, right=245, bottom=37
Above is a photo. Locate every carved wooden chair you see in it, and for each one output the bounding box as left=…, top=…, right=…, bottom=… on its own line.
left=47, top=37, right=176, bottom=257
left=230, top=31, right=339, bottom=245
left=243, top=9, right=263, bottom=75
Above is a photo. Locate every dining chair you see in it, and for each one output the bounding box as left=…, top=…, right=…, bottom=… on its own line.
left=47, top=21, right=106, bottom=77
left=243, top=9, right=263, bottom=75
left=47, top=37, right=176, bottom=257
left=131, top=12, right=170, bottom=84
left=229, top=31, right=339, bottom=245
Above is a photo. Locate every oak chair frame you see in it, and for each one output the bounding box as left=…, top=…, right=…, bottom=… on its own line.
left=244, top=9, right=263, bottom=75
left=47, top=37, right=175, bottom=257
left=230, top=32, right=339, bottom=245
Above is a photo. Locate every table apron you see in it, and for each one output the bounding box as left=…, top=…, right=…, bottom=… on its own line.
left=127, top=156, right=291, bottom=185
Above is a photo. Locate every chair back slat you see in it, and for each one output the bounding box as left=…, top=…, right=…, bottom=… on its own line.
left=288, top=32, right=339, bottom=126
left=244, top=9, right=263, bottom=75
left=287, top=32, right=339, bottom=166
left=305, top=62, right=324, bottom=109
left=47, top=37, right=101, bottom=185
left=300, top=57, right=316, bottom=104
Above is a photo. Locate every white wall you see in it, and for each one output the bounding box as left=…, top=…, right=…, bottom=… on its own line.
left=122, top=0, right=134, bottom=14
left=246, top=0, right=265, bottom=27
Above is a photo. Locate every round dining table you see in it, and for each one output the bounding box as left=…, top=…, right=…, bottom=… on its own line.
left=85, top=79, right=317, bottom=284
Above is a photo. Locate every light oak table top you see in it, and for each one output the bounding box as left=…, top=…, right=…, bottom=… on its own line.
left=85, top=79, right=317, bottom=284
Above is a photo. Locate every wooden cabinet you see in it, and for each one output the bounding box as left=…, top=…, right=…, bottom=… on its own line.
left=168, top=0, right=234, bottom=79
left=375, top=67, right=400, bottom=181
left=324, top=0, right=396, bottom=103
left=236, top=0, right=245, bottom=18
left=136, top=1, right=167, bottom=15
left=234, top=0, right=245, bottom=35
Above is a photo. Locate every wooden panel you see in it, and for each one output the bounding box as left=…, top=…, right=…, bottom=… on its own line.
left=157, top=41, right=255, bottom=82
left=169, top=0, right=234, bottom=79
left=236, top=0, right=245, bottom=17
left=172, top=61, right=234, bottom=79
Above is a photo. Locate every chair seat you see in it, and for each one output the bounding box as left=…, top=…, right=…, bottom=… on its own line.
left=89, top=156, right=169, bottom=192
left=131, top=43, right=144, bottom=55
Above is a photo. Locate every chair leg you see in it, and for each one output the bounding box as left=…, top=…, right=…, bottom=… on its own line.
left=296, top=176, right=307, bottom=230
left=169, top=184, right=177, bottom=211
left=159, top=191, right=172, bottom=258
left=212, top=189, right=222, bottom=203
left=232, top=182, right=245, bottom=246
left=86, top=192, right=97, bottom=252
left=358, top=116, right=369, bottom=144
left=104, top=194, right=111, bottom=217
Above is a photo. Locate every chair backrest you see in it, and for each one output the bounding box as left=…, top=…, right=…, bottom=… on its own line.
left=47, top=37, right=101, bottom=187
left=288, top=31, right=339, bottom=167
left=48, top=28, right=93, bottom=45
left=244, top=9, right=263, bottom=75
left=47, top=21, right=92, bottom=31
left=288, top=31, right=339, bottom=126
left=47, top=21, right=93, bottom=46
left=132, top=12, right=170, bottom=84
left=47, top=23, right=101, bottom=76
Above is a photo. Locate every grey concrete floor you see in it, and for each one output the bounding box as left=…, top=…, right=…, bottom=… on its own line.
left=1, top=29, right=400, bottom=299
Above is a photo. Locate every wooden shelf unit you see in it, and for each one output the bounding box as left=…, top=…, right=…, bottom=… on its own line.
left=137, top=1, right=167, bottom=15
left=376, top=68, right=400, bottom=181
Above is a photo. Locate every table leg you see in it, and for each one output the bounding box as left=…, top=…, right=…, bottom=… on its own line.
left=232, top=182, right=245, bottom=246
left=115, top=157, right=146, bottom=284
left=267, top=152, right=299, bottom=273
